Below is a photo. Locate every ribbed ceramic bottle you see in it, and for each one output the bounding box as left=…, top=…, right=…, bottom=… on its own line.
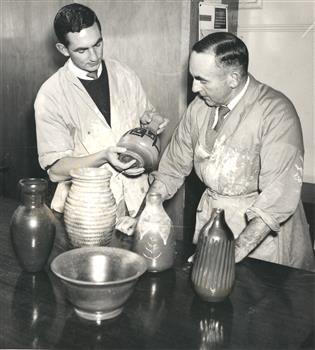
left=133, top=193, right=175, bottom=272
left=10, top=178, right=56, bottom=272
left=64, top=168, right=117, bottom=248
left=191, top=208, right=235, bottom=302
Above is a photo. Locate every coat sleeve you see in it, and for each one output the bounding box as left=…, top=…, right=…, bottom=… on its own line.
left=150, top=102, right=196, bottom=200
left=34, top=87, right=74, bottom=171
left=246, top=93, right=304, bottom=231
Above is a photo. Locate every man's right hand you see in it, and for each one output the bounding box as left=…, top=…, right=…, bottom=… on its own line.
left=48, top=146, right=145, bottom=182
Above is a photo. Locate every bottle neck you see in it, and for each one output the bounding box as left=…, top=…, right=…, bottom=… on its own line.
left=145, top=193, right=163, bottom=209
left=210, top=208, right=234, bottom=240
left=204, top=208, right=225, bottom=230
left=21, top=192, right=45, bottom=207
left=19, top=178, right=47, bottom=208
left=212, top=208, right=224, bottom=227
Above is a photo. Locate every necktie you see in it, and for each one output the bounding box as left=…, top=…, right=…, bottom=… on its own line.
left=214, top=105, right=230, bottom=131
left=87, top=71, right=98, bottom=79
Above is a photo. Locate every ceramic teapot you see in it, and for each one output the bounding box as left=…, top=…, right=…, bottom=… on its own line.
left=117, top=116, right=164, bottom=172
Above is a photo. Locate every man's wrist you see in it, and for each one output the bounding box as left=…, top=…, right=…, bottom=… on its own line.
left=235, top=217, right=271, bottom=263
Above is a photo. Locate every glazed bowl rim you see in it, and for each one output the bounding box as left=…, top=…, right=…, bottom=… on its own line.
left=50, top=247, right=147, bottom=286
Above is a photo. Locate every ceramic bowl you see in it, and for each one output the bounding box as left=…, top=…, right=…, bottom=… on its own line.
left=50, top=247, right=147, bottom=321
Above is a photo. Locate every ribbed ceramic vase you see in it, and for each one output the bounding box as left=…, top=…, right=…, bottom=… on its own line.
left=64, top=168, right=117, bottom=248
left=191, top=208, right=235, bottom=302
left=10, top=178, right=56, bottom=272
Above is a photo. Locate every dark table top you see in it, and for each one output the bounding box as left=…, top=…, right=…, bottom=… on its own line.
left=0, top=196, right=314, bottom=350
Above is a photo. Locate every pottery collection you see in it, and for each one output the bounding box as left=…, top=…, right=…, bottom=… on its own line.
left=10, top=171, right=235, bottom=321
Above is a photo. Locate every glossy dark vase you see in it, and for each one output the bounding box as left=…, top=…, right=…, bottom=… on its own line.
left=192, top=208, right=235, bottom=302
left=10, top=178, right=56, bottom=272
left=134, top=193, right=175, bottom=272
left=117, top=117, right=164, bottom=171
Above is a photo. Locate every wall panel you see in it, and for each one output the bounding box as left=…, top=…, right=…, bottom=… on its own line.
left=238, top=0, right=314, bottom=183
left=0, top=0, right=69, bottom=197
left=82, top=0, right=190, bottom=149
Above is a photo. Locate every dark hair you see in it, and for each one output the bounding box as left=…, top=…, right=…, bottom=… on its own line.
left=54, top=3, right=101, bottom=46
left=192, top=32, right=249, bottom=76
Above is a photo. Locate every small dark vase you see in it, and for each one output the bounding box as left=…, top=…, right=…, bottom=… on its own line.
left=117, top=116, right=164, bottom=171
left=10, top=178, right=56, bottom=272
left=191, top=208, right=235, bottom=302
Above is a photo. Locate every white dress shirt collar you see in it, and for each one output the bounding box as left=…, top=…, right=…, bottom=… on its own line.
left=68, top=58, right=103, bottom=80
left=227, top=75, right=250, bottom=111
left=212, top=76, right=250, bottom=129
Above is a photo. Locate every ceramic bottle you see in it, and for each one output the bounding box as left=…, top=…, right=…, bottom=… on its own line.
left=10, top=178, right=56, bottom=272
left=133, top=193, right=175, bottom=272
left=64, top=167, right=117, bottom=248
left=191, top=208, right=235, bottom=302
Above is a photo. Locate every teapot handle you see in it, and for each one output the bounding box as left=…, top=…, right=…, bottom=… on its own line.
left=145, top=114, right=165, bottom=134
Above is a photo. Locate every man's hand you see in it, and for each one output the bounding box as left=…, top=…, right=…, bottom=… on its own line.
left=235, top=217, right=271, bottom=263
left=106, top=146, right=145, bottom=176
left=116, top=216, right=138, bottom=236
left=140, top=112, right=169, bottom=135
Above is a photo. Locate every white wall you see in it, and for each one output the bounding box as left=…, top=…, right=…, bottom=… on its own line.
left=238, top=0, right=314, bottom=183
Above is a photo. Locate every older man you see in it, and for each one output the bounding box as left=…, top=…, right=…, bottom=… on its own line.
left=149, top=32, right=314, bottom=271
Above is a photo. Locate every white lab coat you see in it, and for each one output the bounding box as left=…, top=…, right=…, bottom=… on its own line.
left=35, top=58, right=159, bottom=218
left=152, top=75, right=315, bottom=271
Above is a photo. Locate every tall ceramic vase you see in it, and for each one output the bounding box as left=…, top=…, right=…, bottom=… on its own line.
left=10, top=178, right=56, bottom=272
left=64, top=168, right=117, bottom=248
left=191, top=208, right=235, bottom=302
left=134, top=193, right=175, bottom=272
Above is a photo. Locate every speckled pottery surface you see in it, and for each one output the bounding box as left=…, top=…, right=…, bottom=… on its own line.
left=64, top=168, right=117, bottom=248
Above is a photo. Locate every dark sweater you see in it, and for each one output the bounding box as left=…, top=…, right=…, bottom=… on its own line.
left=79, top=61, right=111, bottom=126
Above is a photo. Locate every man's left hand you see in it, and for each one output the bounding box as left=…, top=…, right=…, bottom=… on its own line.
left=116, top=216, right=138, bottom=236
left=140, top=112, right=169, bottom=134
left=234, top=217, right=271, bottom=263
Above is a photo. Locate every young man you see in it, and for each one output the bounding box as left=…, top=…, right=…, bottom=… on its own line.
left=148, top=32, right=314, bottom=271
left=35, top=3, right=168, bottom=219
